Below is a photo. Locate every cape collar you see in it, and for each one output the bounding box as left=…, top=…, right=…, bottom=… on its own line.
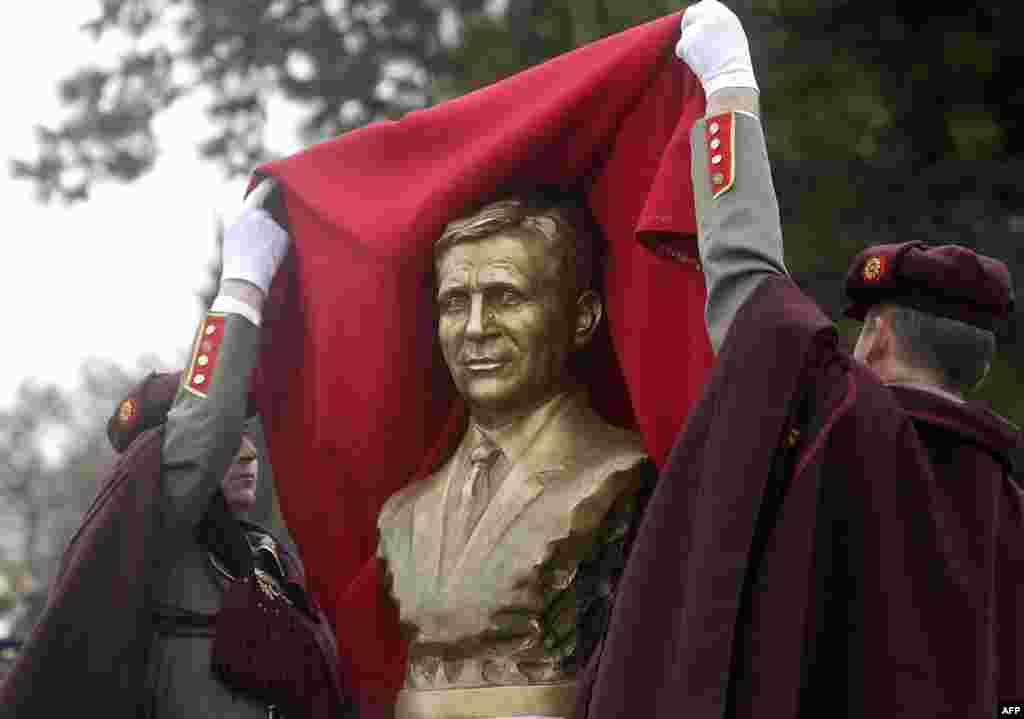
left=885, top=380, right=964, bottom=405
left=886, top=383, right=1023, bottom=460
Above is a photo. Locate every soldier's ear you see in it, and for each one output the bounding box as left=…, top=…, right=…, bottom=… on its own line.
left=573, top=290, right=603, bottom=349
left=866, top=314, right=896, bottom=365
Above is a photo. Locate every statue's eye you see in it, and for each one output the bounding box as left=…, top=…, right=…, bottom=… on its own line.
left=499, top=289, right=524, bottom=306
left=440, top=293, right=468, bottom=312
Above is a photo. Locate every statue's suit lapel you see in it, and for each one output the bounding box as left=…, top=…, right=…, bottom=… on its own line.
left=449, top=461, right=548, bottom=588
left=448, top=398, right=586, bottom=591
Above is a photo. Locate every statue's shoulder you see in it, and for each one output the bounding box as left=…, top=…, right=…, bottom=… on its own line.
left=377, top=456, right=455, bottom=533
left=540, top=404, right=653, bottom=536
left=559, top=401, right=649, bottom=477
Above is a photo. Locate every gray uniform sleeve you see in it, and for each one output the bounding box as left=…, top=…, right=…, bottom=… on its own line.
left=161, top=313, right=260, bottom=534
left=690, top=112, right=788, bottom=352
left=159, top=174, right=287, bottom=536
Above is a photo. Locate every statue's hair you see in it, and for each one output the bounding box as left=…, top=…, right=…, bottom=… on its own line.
left=435, top=193, right=598, bottom=293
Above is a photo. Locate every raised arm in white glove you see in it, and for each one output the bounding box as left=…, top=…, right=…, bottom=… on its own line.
left=676, top=0, right=759, bottom=115
left=214, top=178, right=291, bottom=322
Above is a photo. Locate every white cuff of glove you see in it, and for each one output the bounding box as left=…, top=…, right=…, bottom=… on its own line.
left=701, top=69, right=759, bottom=98
left=210, top=294, right=262, bottom=327
left=220, top=207, right=290, bottom=296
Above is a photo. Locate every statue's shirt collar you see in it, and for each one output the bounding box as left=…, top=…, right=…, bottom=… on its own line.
left=468, top=391, right=576, bottom=468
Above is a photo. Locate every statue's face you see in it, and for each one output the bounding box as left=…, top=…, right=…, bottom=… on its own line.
left=222, top=433, right=259, bottom=516
left=436, top=230, right=582, bottom=424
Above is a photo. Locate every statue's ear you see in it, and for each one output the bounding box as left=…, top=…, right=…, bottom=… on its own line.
left=573, top=290, right=603, bottom=349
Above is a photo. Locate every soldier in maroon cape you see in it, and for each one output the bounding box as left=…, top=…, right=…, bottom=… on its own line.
left=578, top=1, right=1024, bottom=717
left=0, top=200, right=350, bottom=718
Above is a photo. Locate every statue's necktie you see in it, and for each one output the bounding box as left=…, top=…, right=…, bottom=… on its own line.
left=461, top=440, right=501, bottom=545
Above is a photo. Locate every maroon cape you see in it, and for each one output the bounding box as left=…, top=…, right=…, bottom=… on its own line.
left=0, top=426, right=348, bottom=719
left=0, top=427, right=166, bottom=718
left=251, top=12, right=712, bottom=713
left=578, top=274, right=1024, bottom=717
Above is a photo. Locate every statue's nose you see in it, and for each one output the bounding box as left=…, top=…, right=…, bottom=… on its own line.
left=464, top=294, right=490, bottom=339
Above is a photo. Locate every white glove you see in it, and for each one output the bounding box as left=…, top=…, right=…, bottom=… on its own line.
left=676, top=0, right=759, bottom=98
left=220, top=207, right=290, bottom=296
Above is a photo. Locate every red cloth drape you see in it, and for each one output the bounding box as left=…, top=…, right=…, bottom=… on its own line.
left=252, top=11, right=712, bottom=714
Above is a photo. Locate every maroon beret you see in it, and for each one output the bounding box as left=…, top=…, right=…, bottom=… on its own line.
left=843, top=241, right=1014, bottom=331
left=106, top=371, right=183, bottom=453
left=107, top=370, right=263, bottom=453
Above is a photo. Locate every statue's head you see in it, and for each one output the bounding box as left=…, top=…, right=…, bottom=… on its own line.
left=434, top=194, right=602, bottom=427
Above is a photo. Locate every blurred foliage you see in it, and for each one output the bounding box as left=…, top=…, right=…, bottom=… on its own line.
left=0, top=557, right=24, bottom=616
left=10, top=0, right=684, bottom=203
left=752, top=2, right=1024, bottom=275
left=8, top=2, right=1024, bottom=422
left=0, top=359, right=163, bottom=636
left=749, top=1, right=1024, bottom=427
left=11, top=0, right=494, bottom=202
left=437, top=0, right=679, bottom=98
left=197, top=218, right=225, bottom=313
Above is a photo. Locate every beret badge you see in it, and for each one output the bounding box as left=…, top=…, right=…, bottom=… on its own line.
left=862, top=255, right=886, bottom=282
left=117, top=399, right=137, bottom=427
left=844, top=241, right=1013, bottom=329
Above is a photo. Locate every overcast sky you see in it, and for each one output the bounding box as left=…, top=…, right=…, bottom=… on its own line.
left=0, top=3, right=303, bottom=410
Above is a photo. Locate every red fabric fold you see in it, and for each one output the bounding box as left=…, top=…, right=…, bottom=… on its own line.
left=252, top=11, right=712, bottom=713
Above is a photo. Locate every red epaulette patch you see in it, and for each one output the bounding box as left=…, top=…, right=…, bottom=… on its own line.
left=183, top=312, right=227, bottom=398
left=705, top=112, right=736, bottom=200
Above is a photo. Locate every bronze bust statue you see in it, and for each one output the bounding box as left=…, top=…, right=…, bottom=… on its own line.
left=377, top=195, right=654, bottom=719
